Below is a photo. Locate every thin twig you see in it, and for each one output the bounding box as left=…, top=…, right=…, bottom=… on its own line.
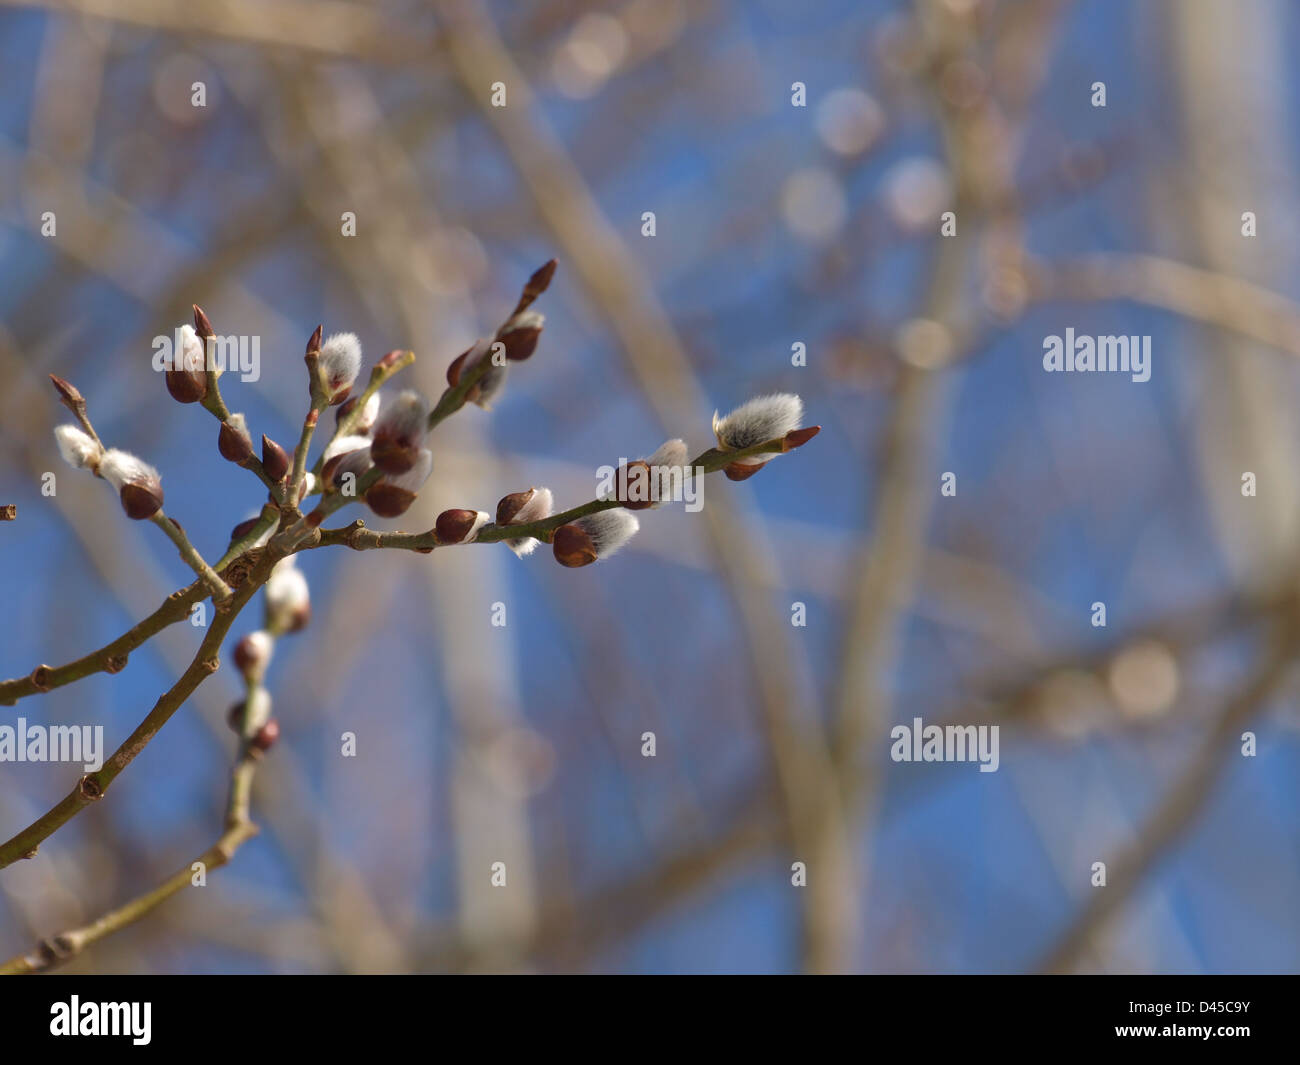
left=0, top=819, right=259, bottom=974
left=150, top=510, right=232, bottom=603
left=0, top=557, right=270, bottom=869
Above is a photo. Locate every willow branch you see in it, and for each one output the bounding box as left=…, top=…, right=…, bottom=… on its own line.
left=0, top=819, right=259, bottom=974
left=150, top=510, right=232, bottom=603
left=425, top=261, right=554, bottom=432
left=0, top=557, right=270, bottom=869
left=314, top=435, right=814, bottom=553
left=0, top=580, right=205, bottom=707
left=1, top=504, right=279, bottom=708
left=0, top=551, right=299, bottom=971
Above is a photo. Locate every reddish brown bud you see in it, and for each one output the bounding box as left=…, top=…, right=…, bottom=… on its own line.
left=233, top=631, right=271, bottom=674
left=446, top=348, right=471, bottom=387
left=723, top=461, right=766, bottom=482
left=306, top=324, right=323, bottom=355
left=286, top=603, right=310, bottom=633
left=191, top=305, right=214, bottom=340
left=192, top=304, right=215, bottom=340
left=251, top=718, right=280, bottom=752
left=521, top=259, right=557, bottom=307
left=553, top=523, right=598, bottom=568
left=370, top=390, right=428, bottom=474
left=496, top=489, right=535, bottom=526
left=369, top=437, right=417, bottom=475
left=364, top=483, right=417, bottom=518
left=498, top=313, right=543, bottom=362
left=100, top=450, right=163, bottom=519
left=166, top=368, right=207, bottom=404
left=613, top=460, right=655, bottom=510
left=377, top=349, right=408, bottom=371
left=501, top=328, right=540, bottom=362
left=230, top=516, right=261, bottom=542
left=261, top=434, right=290, bottom=481
left=228, top=691, right=272, bottom=737
left=782, top=425, right=821, bottom=451
left=48, top=374, right=84, bottom=410
left=218, top=415, right=254, bottom=463
left=435, top=508, right=487, bottom=544
left=233, top=640, right=256, bottom=673
left=321, top=454, right=351, bottom=488
left=119, top=482, right=164, bottom=520
left=337, top=394, right=361, bottom=422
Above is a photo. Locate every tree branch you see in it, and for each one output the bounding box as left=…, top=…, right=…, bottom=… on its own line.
left=0, top=556, right=270, bottom=869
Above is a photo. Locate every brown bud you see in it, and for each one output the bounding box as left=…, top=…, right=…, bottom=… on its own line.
left=377, top=349, right=408, bottom=371
left=528, top=257, right=557, bottom=291
left=229, top=516, right=260, bottom=542
left=261, top=435, right=290, bottom=481
left=233, top=632, right=269, bottom=674
left=48, top=373, right=84, bottom=410
left=192, top=304, right=215, bottom=340
left=520, top=259, right=557, bottom=308
left=613, top=461, right=655, bottom=510
left=436, top=509, right=483, bottom=544
left=218, top=418, right=254, bottom=463
left=496, top=489, right=536, bottom=526
left=446, top=348, right=471, bottom=387
left=553, top=523, right=598, bottom=568
left=782, top=425, right=821, bottom=451
left=226, top=701, right=245, bottom=733
left=501, top=328, right=540, bottom=363
left=251, top=718, right=280, bottom=752
left=166, top=367, right=207, bottom=404
left=336, top=394, right=361, bottom=424
left=324, top=444, right=372, bottom=491
left=119, top=482, right=164, bottom=520
left=369, top=437, right=418, bottom=475
left=498, top=317, right=542, bottom=362
left=306, top=324, right=323, bottom=355
left=286, top=603, right=310, bottom=633
left=365, top=483, right=417, bottom=519
left=723, top=461, right=766, bottom=482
